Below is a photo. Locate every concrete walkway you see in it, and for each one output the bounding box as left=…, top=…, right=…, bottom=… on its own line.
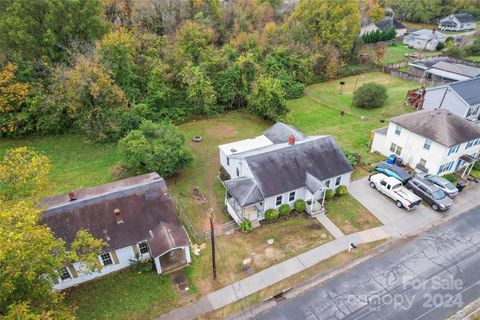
left=314, top=214, right=345, bottom=238
left=157, top=226, right=389, bottom=320
left=157, top=180, right=480, bottom=320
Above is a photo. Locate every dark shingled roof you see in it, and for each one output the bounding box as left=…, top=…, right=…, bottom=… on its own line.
left=453, top=13, right=476, bottom=23
left=375, top=17, right=406, bottom=31
left=449, top=77, right=480, bottom=106
left=360, top=16, right=373, bottom=27
left=224, top=177, right=263, bottom=206
left=411, top=57, right=452, bottom=69
left=263, top=122, right=306, bottom=144
left=245, top=136, right=353, bottom=198
left=389, top=109, right=480, bottom=147
left=40, top=173, right=190, bottom=258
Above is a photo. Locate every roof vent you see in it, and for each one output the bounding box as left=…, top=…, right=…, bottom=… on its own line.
left=114, top=208, right=124, bottom=224
left=68, top=190, right=77, bottom=201
left=230, top=148, right=237, bottom=153
left=149, top=230, right=154, bottom=237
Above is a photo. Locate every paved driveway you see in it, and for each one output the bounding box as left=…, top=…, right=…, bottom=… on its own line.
left=349, top=177, right=441, bottom=238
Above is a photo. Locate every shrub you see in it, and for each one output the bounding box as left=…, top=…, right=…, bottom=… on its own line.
left=325, top=189, right=335, bottom=200
left=278, top=204, right=291, bottom=217
left=294, top=199, right=307, bottom=212
left=436, top=42, right=445, bottom=51
left=443, top=173, right=458, bottom=183
left=336, top=185, right=348, bottom=196
left=239, top=219, right=253, bottom=233
left=219, top=166, right=231, bottom=181
left=352, top=82, right=388, bottom=109
left=343, top=149, right=357, bottom=167
left=118, top=120, right=193, bottom=177
left=444, top=47, right=465, bottom=59
left=265, top=208, right=279, bottom=221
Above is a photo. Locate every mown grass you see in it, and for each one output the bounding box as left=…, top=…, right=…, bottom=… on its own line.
left=382, top=43, right=440, bottom=65
left=287, top=72, right=416, bottom=163
left=325, top=194, right=382, bottom=234
left=65, top=270, right=180, bottom=320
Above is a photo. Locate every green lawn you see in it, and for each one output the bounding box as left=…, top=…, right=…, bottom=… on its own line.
left=287, top=72, right=416, bottom=163
left=65, top=270, right=181, bottom=320
left=168, top=112, right=271, bottom=231
left=467, top=55, right=480, bottom=62
left=0, top=135, right=121, bottom=197
left=325, top=194, right=381, bottom=234
left=382, top=44, right=440, bottom=65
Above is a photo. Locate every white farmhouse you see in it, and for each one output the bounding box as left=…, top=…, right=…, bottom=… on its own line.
left=41, top=173, right=191, bottom=290
left=423, top=77, right=480, bottom=120
left=439, top=13, right=477, bottom=32
left=403, top=29, right=447, bottom=51
left=219, top=123, right=353, bottom=226
left=371, top=109, right=480, bottom=176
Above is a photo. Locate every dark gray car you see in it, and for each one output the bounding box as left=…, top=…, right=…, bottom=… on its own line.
left=407, top=176, right=453, bottom=211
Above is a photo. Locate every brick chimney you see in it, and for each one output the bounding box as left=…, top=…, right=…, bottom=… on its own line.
left=288, top=135, right=295, bottom=145
left=432, top=28, right=436, bottom=34
left=68, top=190, right=77, bottom=201
left=114, top=208, right=124, bottom=224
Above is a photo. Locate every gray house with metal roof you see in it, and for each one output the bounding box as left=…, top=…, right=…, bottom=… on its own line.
left=219, top=123, right=353, bottom=226
left=423, top=77, right=480, bottom=120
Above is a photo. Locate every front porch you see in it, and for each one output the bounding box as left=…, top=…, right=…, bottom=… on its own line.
left=225, top=194, right=262, bottom=227
left=305, top=188, right=327, bottom=216
left=153, top=246, right=191, bottom=275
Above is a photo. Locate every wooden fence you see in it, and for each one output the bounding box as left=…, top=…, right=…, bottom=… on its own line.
left=382, top=66, right=449, bottom=87
left=173, top=198, right=238, bottom=243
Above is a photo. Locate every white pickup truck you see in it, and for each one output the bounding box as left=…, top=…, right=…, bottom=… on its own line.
left=368, top=173, right=422, bottom=211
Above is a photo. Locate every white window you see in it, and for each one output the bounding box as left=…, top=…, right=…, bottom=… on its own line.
left=236, top=168, right=239, bottom=177
left=419, top=159, right=427, bottom=167
left=226, top=157, right=230, bottom=166
left=60, top=266, right=71, bottom=281
left=100, top=253, right=113, bottom=266
left=390, top=143, right=402, bottom=156
left=275, top=195, right=282, bottom=206
left=288, top=191, right=295, bottom=202
left=335, top=176, right=341, bottom=187
left=138, top=242, right=149, bottom=254
left=325, top=180, right=331, bottom=188
left=395, top=125, right=402, bottom=135
left=423, top=139, right=432, bottom=150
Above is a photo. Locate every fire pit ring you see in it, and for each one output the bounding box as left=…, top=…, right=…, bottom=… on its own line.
left=192, top=135, right=202, bottom=142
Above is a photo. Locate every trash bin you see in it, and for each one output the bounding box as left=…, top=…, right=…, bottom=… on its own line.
left=395, top=157, right=403, bottom=167
left=457, top=182, right=466, bottom=192
left=386, top=154, right=397, bottom=165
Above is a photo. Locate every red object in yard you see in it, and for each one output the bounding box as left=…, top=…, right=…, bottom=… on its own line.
left=406, top=84, right=426, bottom=110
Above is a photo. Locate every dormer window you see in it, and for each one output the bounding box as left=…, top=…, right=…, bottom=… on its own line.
left=114, top=208, right=123, bottom=224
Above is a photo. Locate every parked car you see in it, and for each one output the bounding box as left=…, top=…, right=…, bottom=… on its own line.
left=416, top=173, right=459, bottom=198
left=407, top=176, right=453, bottom=211
left=373, top=163, right=412, bottom=184
left=368, top=173, right=422, bottom=210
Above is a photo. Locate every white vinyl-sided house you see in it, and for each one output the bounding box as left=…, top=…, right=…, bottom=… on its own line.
left=438, top=13, right=477, bottom=32
left=403, top=29, right=447, bottom=51
left=219, top=123, right=353, bottom=226
left=371, top=109, right=480, bottom=176
left=41, top=173, right=191, bottom=290
left=423, top=77, right=480, bottom=120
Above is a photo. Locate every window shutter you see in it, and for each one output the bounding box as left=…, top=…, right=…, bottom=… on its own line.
left=111, top=251, right=120, bottom=264
left=132, top=244, right=139, bottom=257
left=68, top=264, right=78, bottom=278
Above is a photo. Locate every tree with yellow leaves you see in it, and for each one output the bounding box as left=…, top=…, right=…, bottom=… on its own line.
left=0, top=147, right=50, bottom=200
left=0, top=64, right=30, bottom=135
left=0, top=200, right=106, bottom=319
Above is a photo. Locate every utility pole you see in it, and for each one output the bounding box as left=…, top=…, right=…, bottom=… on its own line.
left=207, top=208, right=216, bottom=280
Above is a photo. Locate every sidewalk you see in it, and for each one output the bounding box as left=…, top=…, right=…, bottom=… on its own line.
left=157, top=225, right=390, bottom=320
left=158, top=182, right=480, bottom=320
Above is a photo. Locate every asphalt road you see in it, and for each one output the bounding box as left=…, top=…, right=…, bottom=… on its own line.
left=256, top=207, right=480, bottom=320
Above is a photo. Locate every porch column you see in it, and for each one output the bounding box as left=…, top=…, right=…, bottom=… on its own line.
left=185, top=246, right=191, bottom=264
left=321, top=188, right=327, bottom=207
left=154, top=256, right=162, bottom=274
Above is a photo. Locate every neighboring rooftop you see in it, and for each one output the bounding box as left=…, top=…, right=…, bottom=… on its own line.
left=449, top=77, right=480, bottom=106
left=406, top=29, right=446, bottom=41
left=244, top=136, right=352, bottom=198
left=389, top=109, right=480, bottom=147
left=375, top=17, right=406, bottom=31
left=40, top=173, right=190, bottom=257
left=263, top=122, right=306, bottom=144
left=410, top=57, right=452, bottom=70
left=360, top=16, right=373, bottom=27
left=430, top=61, right=480, bottom=79
left=451, top=13, right=476, bottom=23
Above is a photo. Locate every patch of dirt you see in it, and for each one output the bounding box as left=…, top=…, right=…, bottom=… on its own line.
left=206, top=124, right=237, bottom=137
left=192, top=186, right=208, bottom=203
left=170, top=271, right=195, bottom=305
